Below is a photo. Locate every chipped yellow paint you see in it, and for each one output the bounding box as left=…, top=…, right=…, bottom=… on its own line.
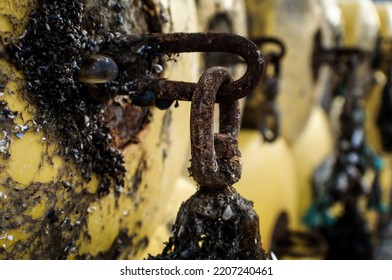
left=32, top=153, right=61, bottom=184
left=24, top=195, right=47, bottom=220
left=83, top=174, right=100, bottom=194
left=0, top=60, right=59, bottom=187
left=1, top=62, right=62, bottom=187
left=0, top=15, right=13, bottom=33
left=77, top=193, right=120, bottom=256
left=1, top=81, right=34, bottom=121
left=0, top=0, right=32, bottom=42
left=7, top=132, right=45, bottom=187
left=73, top=100, right=195, bottom=258
left=0, top=226, right=30, bottom=254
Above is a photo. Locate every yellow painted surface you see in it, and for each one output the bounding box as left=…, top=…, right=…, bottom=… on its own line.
left=318, top=0, right=343, bottom=41
left=338, top=0, right=380, bottom=51
left=24, top=195, right=47, bottom=220
left=0, top=226, right=30, bottom=254
left=291, top=106, right=334, bottom=225
left=7, top=132, right=44, bottom=186
left=0, top=0, right=32, bottom=46
left=235, top=132, right=298, bottom=250
left=78, top=193, right=121, bottom=256
left=376, top=2, right=392, bottom=38
left=142, top=176, right=196, bottom=257
left=364, top=71, right=386, bottom=155
left=381, top=156, right=392, bottom=206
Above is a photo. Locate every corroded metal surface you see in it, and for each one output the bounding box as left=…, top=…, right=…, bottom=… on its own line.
left=189, top=67, right=241, bottom=189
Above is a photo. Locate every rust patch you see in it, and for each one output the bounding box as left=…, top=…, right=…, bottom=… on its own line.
left=104, top=96, right=151, bottom=149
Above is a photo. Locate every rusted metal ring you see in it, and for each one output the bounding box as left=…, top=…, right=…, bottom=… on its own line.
left=190, top=67, right=241, bottom=189
left=120, top=32, right=264, bottom=103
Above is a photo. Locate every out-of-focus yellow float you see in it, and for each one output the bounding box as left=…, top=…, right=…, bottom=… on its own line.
left=235, top=0, right=340, bottom=258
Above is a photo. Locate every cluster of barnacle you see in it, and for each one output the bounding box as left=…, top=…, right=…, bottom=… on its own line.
left=0, top=98, right=46, bottom=157
left=5, top=0, right=127, bottom=195
left=149, top=187, right=269, bottom=260
left=3, top=0, right=173, bottom=198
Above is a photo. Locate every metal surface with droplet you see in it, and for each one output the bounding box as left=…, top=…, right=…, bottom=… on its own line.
left=79, top=54, right=118, bottom=84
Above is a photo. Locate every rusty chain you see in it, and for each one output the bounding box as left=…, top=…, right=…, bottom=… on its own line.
left=189, top=67, right=241, bottom=189
left=79, top=32, right=265, bottom=188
